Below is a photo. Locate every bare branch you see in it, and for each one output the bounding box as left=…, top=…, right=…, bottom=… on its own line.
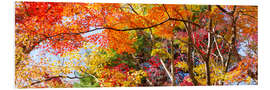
left=22, top=75, right=83, bottom=88
left=214, top=36, right=224, bottom=64
left=160, top=58, right=173, bottom=82
left=216, top=5, right=230, bottom=14
left=127, top=4, right=139, bottom=15
left=162, top=4, right=171, bottom=18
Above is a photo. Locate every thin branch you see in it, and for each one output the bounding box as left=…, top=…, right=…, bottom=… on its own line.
left=214, top=36, right=224, bottom=64
left=169, top=39, right=175, bottom=86
left=162, top=4, right=171, bottom=18
left=146, top=79, right=153, bottom=86
left=42, top=17, right=201, bottom=42
left=160, top=58, right=173, bottom=82
left=216, top=5, right=230, bottom=14
left=23, top=68, right=99, bottom=88
left=231, top=5, right=237, bottom=15
left=79, top=68, right=100, bottom=83
left=127, top=4, right=139, bottom=15
left=22, top=75, right=84, bottom=88
left=169, top=18, right=201, bottom=27
left=239, top=10, right=258, bottom=19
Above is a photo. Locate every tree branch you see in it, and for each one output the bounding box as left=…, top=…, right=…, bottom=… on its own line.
left=22, top=75, right=79, bottom=88
left=216, top=5, right=230, bottom=14
left=205, top=5, right=214, bottom=85
left=160, top=58, right=173, bottom=82
left=169, top=40, right=175, bottom=86
left=214, top=36, right=224, bottom=65
left=41, top=17, right=201, bottom=43
left=162, top=4, right=171, bottom=18
left=183, top=18, right=199, bottom=86
left=127, top=4, right=139, bottom=15
left=222, top=7, right=241, bottom=85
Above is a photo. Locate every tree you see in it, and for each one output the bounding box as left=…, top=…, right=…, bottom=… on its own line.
left=15, top=2, right=258, bottom=88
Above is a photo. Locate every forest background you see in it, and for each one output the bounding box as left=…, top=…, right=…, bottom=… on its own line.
left=0, top=0, right=270, bottom=89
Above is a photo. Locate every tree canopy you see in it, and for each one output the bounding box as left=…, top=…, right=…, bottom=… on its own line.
left=15, top=2, right=257, bottom=88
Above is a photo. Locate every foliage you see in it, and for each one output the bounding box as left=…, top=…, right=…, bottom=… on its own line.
left=15, top=2, right=258, bottom=88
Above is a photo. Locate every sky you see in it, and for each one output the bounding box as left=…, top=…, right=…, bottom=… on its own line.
left=29, top=29, right=103, bottom=84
